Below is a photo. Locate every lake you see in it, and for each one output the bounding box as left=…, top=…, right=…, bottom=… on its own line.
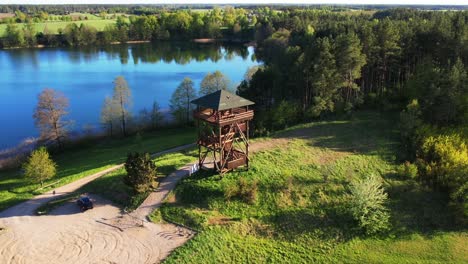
left=0, top=42, right=259, bottom=150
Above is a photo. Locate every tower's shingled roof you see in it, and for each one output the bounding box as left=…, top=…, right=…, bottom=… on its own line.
left=191, top=90, right=254, bottom=111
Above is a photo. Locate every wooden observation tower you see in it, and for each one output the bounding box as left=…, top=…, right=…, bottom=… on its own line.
left=191, top=90, right=254, bottom=174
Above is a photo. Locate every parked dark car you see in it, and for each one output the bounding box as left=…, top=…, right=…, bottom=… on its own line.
left=77, top=196, right=93, bottom=211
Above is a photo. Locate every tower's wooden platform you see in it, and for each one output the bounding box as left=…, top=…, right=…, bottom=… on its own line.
left=191, top=90, right=254, bottom=174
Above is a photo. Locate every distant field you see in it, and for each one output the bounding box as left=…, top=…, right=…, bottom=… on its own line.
left=68, top=12, right=101, bottom=20
left=187, top=9, right=211, bottom=13
left=340, top=9, right=377, bottom=16
left=0, top=20, right=116, bottom=37
left=0, top=13, right=15, bottom=19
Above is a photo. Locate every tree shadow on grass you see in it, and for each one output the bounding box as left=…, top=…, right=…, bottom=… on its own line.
left=158, top=164, right=180, bottom=176
left=265, top=207, right=357, bottom=243
left=274, top=112, right=400, bottom=162
left=188, top=169, right=221, bottom=181
left=174, top=177, right=225, bottom=208
left=386, top=179, right=465, bottom=236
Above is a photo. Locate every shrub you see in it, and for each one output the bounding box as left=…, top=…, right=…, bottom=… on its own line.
left=224, top=177, right=258, bottom=204
left=307, top=96, right=330, bottom=118
left=400, top=99, right=422, bottom=157
left=271, top=100, right=300, bottom=130
left=123, top=152, right=157, bottom=193
left=23, top=147, right=57, bottom=186
left=419, top=134, right=467, bottom=190
left=418, top=133, right=468, bottom=219
left=348, top=174, right=390, bottom=235
left=396, top=161, right=418, bottom=180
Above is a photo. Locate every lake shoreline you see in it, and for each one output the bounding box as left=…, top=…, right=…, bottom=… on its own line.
left=1, top=39, right=255, bottom=50
left=0, top=41, right=259, bottom=151
left=192, top=38, right=255, bottom=46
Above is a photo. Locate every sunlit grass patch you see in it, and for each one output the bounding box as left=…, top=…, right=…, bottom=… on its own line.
left=159, top=112, right=467, bottom=263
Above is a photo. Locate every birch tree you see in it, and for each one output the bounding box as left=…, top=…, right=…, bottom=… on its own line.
left=199, top=70, right=231, bottom=95
left=170, top=77, right=196, bottom=124
left=100, top=96, right=118, bottom=136
left=112, top=76, right=132, bottom=136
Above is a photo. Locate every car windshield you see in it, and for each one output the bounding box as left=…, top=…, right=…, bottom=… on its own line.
left=81, top=197, right=90, bottom=203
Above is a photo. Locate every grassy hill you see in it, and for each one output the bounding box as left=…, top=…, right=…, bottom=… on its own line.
left=155, top=112, right=467, bottom=263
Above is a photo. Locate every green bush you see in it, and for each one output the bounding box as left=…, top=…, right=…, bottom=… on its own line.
left=149, top=208, right=163, bottom=223
left=348, top=174, right=390, bottom=235
left=418, top=133, right=468, bottom=219
left=396, top=161, right=418, bottom=180
left=399, top=99, right=423, bottom=157
left=419, top=134, right=467, bottom=190
left=123, top=152, right=157, bottom=193
left=271, top=100, right=300, bottom=130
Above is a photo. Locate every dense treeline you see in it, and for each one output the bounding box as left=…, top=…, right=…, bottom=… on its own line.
left=240, top=8, right=467, bottom=118
left=0, top=5, right=166, bottom=15
left=4, top=41, right=249, bottom=65
left=238, top=8, right=468, bottom=221
left=0, top=4, right=465, bottom=15
left=0, top=6, right=260, bottom=48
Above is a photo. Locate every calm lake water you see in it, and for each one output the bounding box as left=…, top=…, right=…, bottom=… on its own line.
left=0, top=42, right=258, bottom=150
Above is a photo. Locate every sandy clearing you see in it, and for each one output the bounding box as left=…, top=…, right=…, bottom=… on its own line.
left=0, top=143, right=195, bottom=218
left=0, top=194, right=194, bottom=264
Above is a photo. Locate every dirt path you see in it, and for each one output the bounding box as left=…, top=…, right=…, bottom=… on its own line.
left=134, top=163, right=198, bottom=221
left=0, top=143, right=194, bottom=218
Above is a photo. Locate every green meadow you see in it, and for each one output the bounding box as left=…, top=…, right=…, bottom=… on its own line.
left=148, top=112, right=468, bottom=263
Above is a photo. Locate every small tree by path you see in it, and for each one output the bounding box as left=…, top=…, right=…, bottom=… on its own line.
left=124, top=152, right=157, bottom=194
left=23, top=147, right=57, bottom=187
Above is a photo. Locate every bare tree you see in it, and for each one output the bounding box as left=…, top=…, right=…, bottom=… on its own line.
left=151, top=101, right=164, bottom=128
left=170, top=77, right=196, bottom=124
left=112, top=76, right=132, bottom=136
left=199, top=70, right=232, bottom=95
left=244, top=66, right=261, bottom=82
left=100, top=96, right=118, bottom=136
left=33, top=88, right=71, bottom=148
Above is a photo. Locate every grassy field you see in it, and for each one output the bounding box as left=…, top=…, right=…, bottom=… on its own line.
left=0, top=20, right=116, bottom=37
left=154, top=112, right=467, bottom=263
left=36, top=148, right=198, bottom=215
left=0, top=127, right=196, bottom=212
